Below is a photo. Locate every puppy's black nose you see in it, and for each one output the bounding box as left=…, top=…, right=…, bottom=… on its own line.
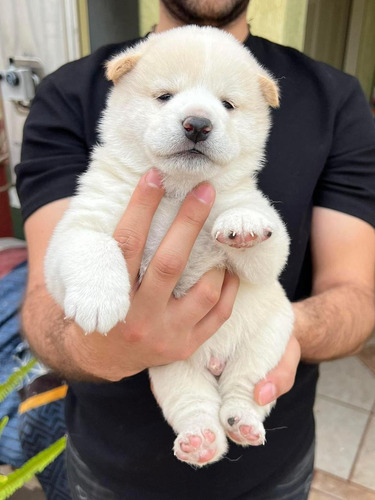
left=182, top=116, right=212, bottom=143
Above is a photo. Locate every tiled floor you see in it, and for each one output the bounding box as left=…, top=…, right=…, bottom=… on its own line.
left=309, top=332, right=375, bottom=499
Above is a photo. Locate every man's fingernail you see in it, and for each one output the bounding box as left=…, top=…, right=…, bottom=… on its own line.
left=145, top=168, right=163, bottom=188
left=259, top=382, right=276, bottom=405
left=192, top=183, right=215, bottom=205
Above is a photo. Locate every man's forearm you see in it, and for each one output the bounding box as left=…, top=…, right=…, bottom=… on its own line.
left=293, top=283, right=375, bottom=363
left=23, top=279, right=374, bottom=383
left=22, top=285, right=107, bottom=382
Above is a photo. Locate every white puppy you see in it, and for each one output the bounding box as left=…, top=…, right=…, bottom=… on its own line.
left=45, top=26, right=294, bottom=466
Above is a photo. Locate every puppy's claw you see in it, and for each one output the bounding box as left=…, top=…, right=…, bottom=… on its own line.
left=215, top=228, right=272, bottom=248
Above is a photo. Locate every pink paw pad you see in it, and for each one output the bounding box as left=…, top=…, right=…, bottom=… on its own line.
left=197, top=448, right=215, bottom=464
left=227, top=425, right=264, bottom=445
left=180, top=435, right=202, bottom=453
left=203, top=429, right=216, bottom=443
left=215, top=228, right=272, bottom=248
left=225, top=414, right=265, bottom=446
left=239, top=425, right=261, bottom=442
left=174, top=429, right=218, bottom=465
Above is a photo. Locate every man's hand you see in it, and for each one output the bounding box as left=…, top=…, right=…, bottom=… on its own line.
left=254, top=207, right=375, bottom=406
left=24, top=169, right=239, bottom=382
left=254, top=335, right=301, bottom=406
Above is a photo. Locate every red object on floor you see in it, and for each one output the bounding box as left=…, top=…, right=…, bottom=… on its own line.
left=0, top=247, right=28, bottom=279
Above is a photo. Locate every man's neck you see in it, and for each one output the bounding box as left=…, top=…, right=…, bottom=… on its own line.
left=154, top=3, right=249, bottom=43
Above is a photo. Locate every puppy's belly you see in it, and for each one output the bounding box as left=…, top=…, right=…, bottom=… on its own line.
left=191, top=280, right=293, bottom=376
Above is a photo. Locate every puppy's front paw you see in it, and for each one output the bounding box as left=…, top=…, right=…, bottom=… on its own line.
left=49, top=232, right=131, bottom=334
left=64, top=278, right=130, bottom=334
left=212, top=209, right=274, bottom=249
left=215, top=228, right=272, bottom=248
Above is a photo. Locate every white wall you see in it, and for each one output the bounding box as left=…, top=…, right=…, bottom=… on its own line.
left=0, top=0, right=81, bottom=206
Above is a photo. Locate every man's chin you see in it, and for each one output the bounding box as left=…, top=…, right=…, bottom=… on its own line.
left=160, top=0, right=249, bottom=28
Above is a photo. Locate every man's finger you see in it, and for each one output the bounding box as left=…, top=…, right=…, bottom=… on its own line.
left=172, top=268, right=226, bottom=324
left=139, top=183, right=215, bottom=310
left=113, top=169, right=165, bottom=286
left=254, top=335, right=301, bottom=406
left=192, top=271, right=239, bottom=347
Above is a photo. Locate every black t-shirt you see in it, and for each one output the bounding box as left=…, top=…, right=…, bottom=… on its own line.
left=16, top=34, right=375, bottom=499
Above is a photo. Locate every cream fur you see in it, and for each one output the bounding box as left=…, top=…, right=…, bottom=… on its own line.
left=45, top=26, right=293, bottom=466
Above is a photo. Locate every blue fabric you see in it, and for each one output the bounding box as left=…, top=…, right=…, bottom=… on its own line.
left=0, top=259, right=70, bottom=498
left=0, top=261, right=28, bottom=353
left=0, top=261, right=28, bottom=467
left=19, top=400, right=70, bottom=500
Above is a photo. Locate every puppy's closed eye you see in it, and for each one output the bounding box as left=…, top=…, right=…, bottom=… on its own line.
left=157, top=93, right=174, bottom=102
left=222, top=100, right=235, bottom=110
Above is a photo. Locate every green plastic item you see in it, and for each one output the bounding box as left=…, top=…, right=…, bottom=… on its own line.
left=0, top=436, right=67, bottom=499
left=0, top=358, right=37, bottom=403
left=0, top=417, right=9, bottom=439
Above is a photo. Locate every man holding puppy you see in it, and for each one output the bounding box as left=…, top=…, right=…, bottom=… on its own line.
left=16, top=0, right=375, bottom=498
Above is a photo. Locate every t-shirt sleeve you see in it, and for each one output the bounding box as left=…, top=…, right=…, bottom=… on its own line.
left=15, top=71, right=91, bottom=221
left=15, top=42, right=133, bottom=222
left=313, top=77, right=375, bottom=227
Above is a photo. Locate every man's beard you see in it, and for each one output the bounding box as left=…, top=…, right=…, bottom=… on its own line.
left=160, top=0, right=249, bottom=28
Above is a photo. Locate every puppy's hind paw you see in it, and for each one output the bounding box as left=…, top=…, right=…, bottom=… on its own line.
left=174, top=425, right=227, bottom=467
left=220, top=406, right=265, bottom=447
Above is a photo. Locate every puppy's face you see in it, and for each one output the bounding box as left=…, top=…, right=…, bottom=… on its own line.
left=102, top=27, right=278, bottom=188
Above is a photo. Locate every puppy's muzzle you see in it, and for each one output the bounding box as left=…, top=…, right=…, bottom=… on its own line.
left=182, top=116, right=212, bottom=143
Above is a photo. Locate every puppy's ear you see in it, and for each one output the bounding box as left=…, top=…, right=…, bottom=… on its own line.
left=258, top=75, right=279, bottom=108
left=106, top=45, right=145, bottom=84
